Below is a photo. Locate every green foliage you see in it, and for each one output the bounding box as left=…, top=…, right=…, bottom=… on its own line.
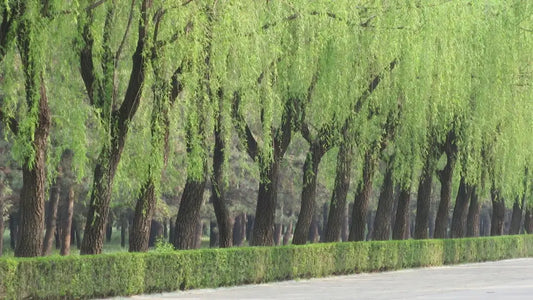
left=1, top=235, right=533, bottom=299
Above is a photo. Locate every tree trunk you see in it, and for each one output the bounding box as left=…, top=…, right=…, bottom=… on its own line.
left=129, top=180, right=156, bottom=252
left=251, top=158, right=281, bottom=246
left=9, top=212, right=18, bottom=250
left=246, top=214, right=253, bottom=242
left=283, top=222, right=292, bottom=245
left=211, top=112, right=233, bottom=248
left=15, top=78, right=50, bottom=257
left=524, top=208, right=533, bottom=234
left=42, top=179, right=61, bottom=256
left=106, top=213, right=113, bottom=243
left=0, top=183, right=3, bottom=256
left=81, top=148, right=121, bottom=254
left=450, top=177, right=471, bottom=238
left=120, top=214, right=128, bottom=248
left=149, top=220, right=164, bottom=247
left=392, top=186, right=411, bottom=240
left=308, top=216, right=320, bottom=243
left=59, top=187, right=74, bottom=256
left=293, top=144, right=324, bottom=244
left=466, top=186, right=480, bottom=237
left=79, top=0, right=150, bottom=254
left=509, top=197, right=523, bottom=235
left=209, top=221, right=219, bottom=247
left=232, top=213, right=245, bottom=246
left=195, top=220, right=203, bottom=249
left=490, top=188, right=505, bottom=236
left=434, top=157, right=457, bottom=238
left=169, top=218, right=175, bottom=244
left=349, top=150, right=375, bottom=241
left=414, top=152, right=437, bottom=240
left=274, top=223, right=282, bottom=246
left=372, top=159, right=395, bottom=241
left=325, top=139, right=353, bottom=242
left=341, top=204, right=349, bottom=242
left=173, top=176, right=207, bottom=250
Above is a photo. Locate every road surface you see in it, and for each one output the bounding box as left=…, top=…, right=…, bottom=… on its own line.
left=123, top=258, right=533, bottom=299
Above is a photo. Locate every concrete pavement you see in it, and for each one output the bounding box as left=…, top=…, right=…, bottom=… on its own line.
left=123, top=258, right=533, bottom=299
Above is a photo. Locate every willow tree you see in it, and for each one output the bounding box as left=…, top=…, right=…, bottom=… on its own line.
left=129, top=1, right=198, bottom=251
left=77, top=0, right=155, bottom=254
left=0, top=0, right=54, bottom=257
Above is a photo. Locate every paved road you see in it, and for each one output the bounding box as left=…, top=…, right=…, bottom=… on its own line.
left=126, top=258, right=533, bottom=299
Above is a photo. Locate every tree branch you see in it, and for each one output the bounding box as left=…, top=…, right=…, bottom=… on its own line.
left=232, top=91, right=258, bottom=160
left=117, top=0, right=151, bottom=133
left=115, top=0, right=136, bottom=68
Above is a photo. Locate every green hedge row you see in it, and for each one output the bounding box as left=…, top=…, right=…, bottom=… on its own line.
left=1, top=235, right=532, bottom=299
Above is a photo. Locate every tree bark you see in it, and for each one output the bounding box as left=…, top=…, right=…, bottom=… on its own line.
left=490, top=188, right=505, bottom=236
left=450, top=177, right=471, bottom=238
left=209, top=221, right=219, bottom=247
left=293, top=143, right=325, bottom=244
left=348, top=150, right=375, bottom=242
left=232, top=213, right=245, bottom=246
left=211, top=103, right=233, bottom=248
left=129, top=180, right=156, bottom=252
left=372, top=159, right=395, bottom=241
left=509, top=196, right=523, bottom=235
left=15, top=80, right=50, bottom=257
left=466, top=186, right=480, bottom=237
left=325, top=138, right=353, bottom=242
left=392, top=186, right=411, bottom=240
left=9, top=212, right=17, bottom=250
left=251, top=158, right=282, bottom=246
left=414, top=149, right=438, bottom=240
left=120, top=213, right=128, bottom=248
left=173, top=176, right=207, bottom=250
left=524, top=208, right=533, bottom=234
left=274, top=223, right=282, bottom=246
left=0, top=183, right=3, bottom=256
left=246, top=214, right=253, bottom=242
left=106, top=213, right=113, bottom=243
left=80, top=0, right=150, bottom=255
left=283, top=222, right=292, bottom=245
left=42, top=178, right=61, bottom=256
left=59, top=186, right=74, bottom=256
left=434, top=129, right=457, bottom=239
left=148, top=220, right=164, bottom=247
left=308, top=216, right=320, bottom=243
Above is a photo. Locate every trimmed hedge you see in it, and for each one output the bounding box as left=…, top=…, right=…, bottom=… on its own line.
left=1, top=235, right=533, bottom=299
